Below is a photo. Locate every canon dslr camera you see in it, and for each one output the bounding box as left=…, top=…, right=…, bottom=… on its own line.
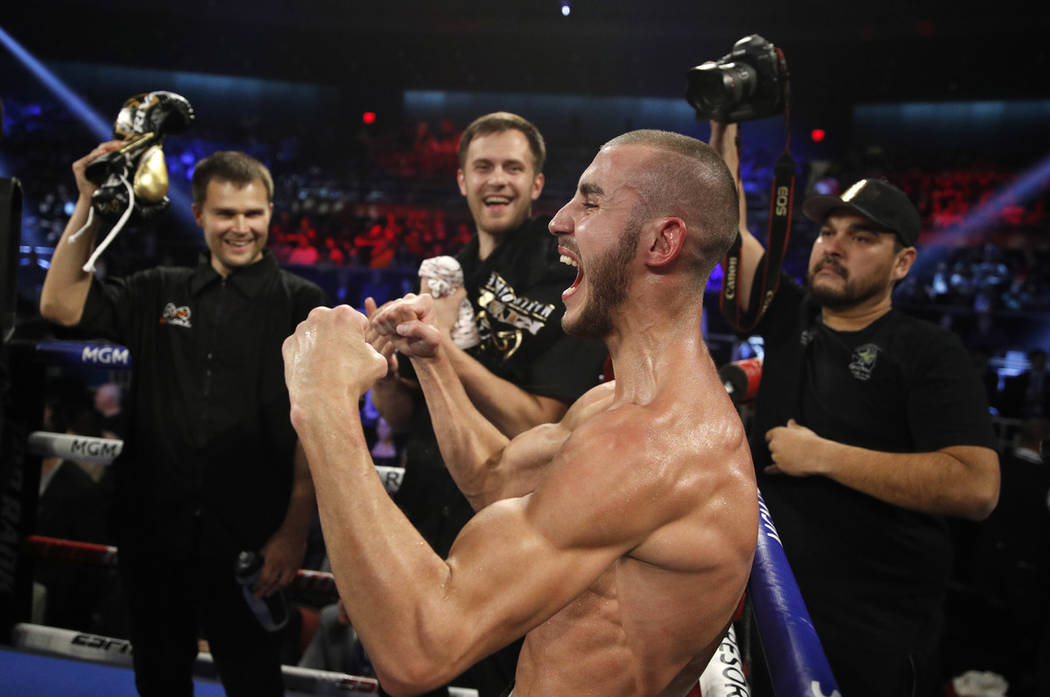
left=687, top=34, right=788, bottom=122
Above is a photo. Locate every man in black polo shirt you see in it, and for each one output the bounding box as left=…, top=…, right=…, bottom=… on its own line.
left=366, top=112, right=607, bottom=695
left=41, top=144, right=327, bottom=697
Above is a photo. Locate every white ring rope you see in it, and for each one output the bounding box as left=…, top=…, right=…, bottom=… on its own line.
left=28, top=431, right=123, bottom=465
left=26, top=431, right=403, bottom=493
left=11, top=623, right=479, bottom=697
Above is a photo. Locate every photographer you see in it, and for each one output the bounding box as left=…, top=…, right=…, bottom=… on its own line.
left=710, top=119, right=999, bottom=697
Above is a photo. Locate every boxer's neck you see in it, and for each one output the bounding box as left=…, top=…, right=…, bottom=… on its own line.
left=606, top=309, right=708, bottom=407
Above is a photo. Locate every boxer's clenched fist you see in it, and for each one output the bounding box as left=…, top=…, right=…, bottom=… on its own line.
left=368, top=293, right=444, bottom=359
left=283, top=305, right=388, bottom=411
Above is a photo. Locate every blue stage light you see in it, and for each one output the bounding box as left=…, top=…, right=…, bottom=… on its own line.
left=0, top=26, right=111, bottom=140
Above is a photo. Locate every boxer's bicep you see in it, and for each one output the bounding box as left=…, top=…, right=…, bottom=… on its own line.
left=436, top=485, right=633, bottom=667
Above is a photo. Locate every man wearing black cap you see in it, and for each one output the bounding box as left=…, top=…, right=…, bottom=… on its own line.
left=711, top=122, right=1000, bottom=697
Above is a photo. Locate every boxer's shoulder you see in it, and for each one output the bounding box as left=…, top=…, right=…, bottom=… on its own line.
left=560, top=381, right=615, bottom=430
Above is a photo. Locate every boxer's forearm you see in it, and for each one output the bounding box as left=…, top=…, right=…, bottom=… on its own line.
left=411, top=345, right=511, bottom=510
left=40, top=195, right=96, bottom=326
left=443, top=335, right=568, bottom=437
left=291, top=398, right=458, bottom=693
left=272, top=442, right=316, bottom=547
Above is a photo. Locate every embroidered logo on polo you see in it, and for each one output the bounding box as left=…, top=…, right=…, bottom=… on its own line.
left=475, top=272, right=557, bottom=360
left=800, top=328, right=817, bottom=347
left=849, top=343, right=880, bottom=381
left=160, top=302, right=192, bottom=328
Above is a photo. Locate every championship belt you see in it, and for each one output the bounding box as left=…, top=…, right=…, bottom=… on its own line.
left=70, top=91, right=195, bottom=271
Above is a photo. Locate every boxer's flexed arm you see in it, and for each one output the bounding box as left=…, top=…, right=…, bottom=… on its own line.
left=708, top=121, right=764, bottom=311
left=41, top=141, right=123, bottom=326
left=284, top=308, right=666, bottom=695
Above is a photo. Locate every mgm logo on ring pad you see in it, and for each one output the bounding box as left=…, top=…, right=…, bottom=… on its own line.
left=476, top=272, right=557, bottom=360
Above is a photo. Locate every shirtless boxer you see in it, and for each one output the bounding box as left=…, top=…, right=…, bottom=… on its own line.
left=282, top=129, right=757, bottom=697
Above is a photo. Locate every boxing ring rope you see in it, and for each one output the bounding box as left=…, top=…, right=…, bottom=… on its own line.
left=22, top=534, right=340, bottom=600
left=28, top=340, right=134, bottom=368
left=7, top=339, right=839, bottom=697
left=28, top=431, right=124, bottom=464
left=19, top=532, right=750, bottom=697
left=12, top=622, right=387, bottom=697
left=748, top=492, right=841, bottom=697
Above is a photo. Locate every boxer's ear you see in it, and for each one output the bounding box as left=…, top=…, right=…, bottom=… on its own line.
left=645, top=217, right=685, bottom=269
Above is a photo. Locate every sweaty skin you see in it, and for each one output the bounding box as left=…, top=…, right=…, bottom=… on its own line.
left=285, top=139, right=757, bottom=697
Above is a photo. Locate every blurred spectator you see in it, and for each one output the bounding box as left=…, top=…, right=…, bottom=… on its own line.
left=322, top=237, right=345, bottom=265
left=965, top=312, right=1009, bottom=356
left=970, top=349, right=1003, bottom=411
left=956, top=417, right=1050, bottom=696
left=93, top=382, right=126, bottom=440
left=368, top=417, right=398, bottom=469
left=287, top=237, right=320, bottom=265
left=1001, top=349, right=1050, bottom=419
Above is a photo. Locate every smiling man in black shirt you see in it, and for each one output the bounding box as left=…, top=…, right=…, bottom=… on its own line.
left=41, top=145, right=327, bottom=697
left=366, top=113, right=607, bottom=696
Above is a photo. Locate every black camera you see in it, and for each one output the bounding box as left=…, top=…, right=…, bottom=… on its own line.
left=686, top=34, right=788, bottom=122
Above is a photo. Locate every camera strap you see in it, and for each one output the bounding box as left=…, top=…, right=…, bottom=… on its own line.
left=720, top=122, right=796, bottom=333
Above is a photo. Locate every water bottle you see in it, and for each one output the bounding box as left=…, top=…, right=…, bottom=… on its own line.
left=234, top=550, right=289, bottom=632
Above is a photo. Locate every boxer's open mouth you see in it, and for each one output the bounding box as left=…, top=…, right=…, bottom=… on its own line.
left=559, top=247, right=582, bottom=297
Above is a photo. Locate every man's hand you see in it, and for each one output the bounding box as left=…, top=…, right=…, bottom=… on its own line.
left=283, top=305, right=388, bottom=410
left=368, top=293, right=443, bottom=359
left=764, top=419, right=829, bottom=477
left=73, top=141, right=123, bottom=200
left=364, top=297, right=400, bottom=377
left=421, top=284, right=467, bottom=337
left=254, top=528, right=307, bottom=599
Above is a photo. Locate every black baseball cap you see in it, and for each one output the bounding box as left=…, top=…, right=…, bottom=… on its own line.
left=802, top=178, right=921, bottom=247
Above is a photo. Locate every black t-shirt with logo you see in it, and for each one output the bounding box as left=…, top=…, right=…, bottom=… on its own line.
left=456, top=215, right=608, bottom=401
left=77, top=251, right=327, bottom=559
left=750, top=272, right=996, bottom=651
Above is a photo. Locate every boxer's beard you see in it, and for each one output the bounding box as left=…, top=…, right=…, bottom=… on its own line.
left=807, top=256, right=883, bottom=309
left=566, top=218, right=641, bottom=338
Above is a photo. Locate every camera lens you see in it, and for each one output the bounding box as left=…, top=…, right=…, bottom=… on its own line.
left=687, top=61, right=758, bottom=119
